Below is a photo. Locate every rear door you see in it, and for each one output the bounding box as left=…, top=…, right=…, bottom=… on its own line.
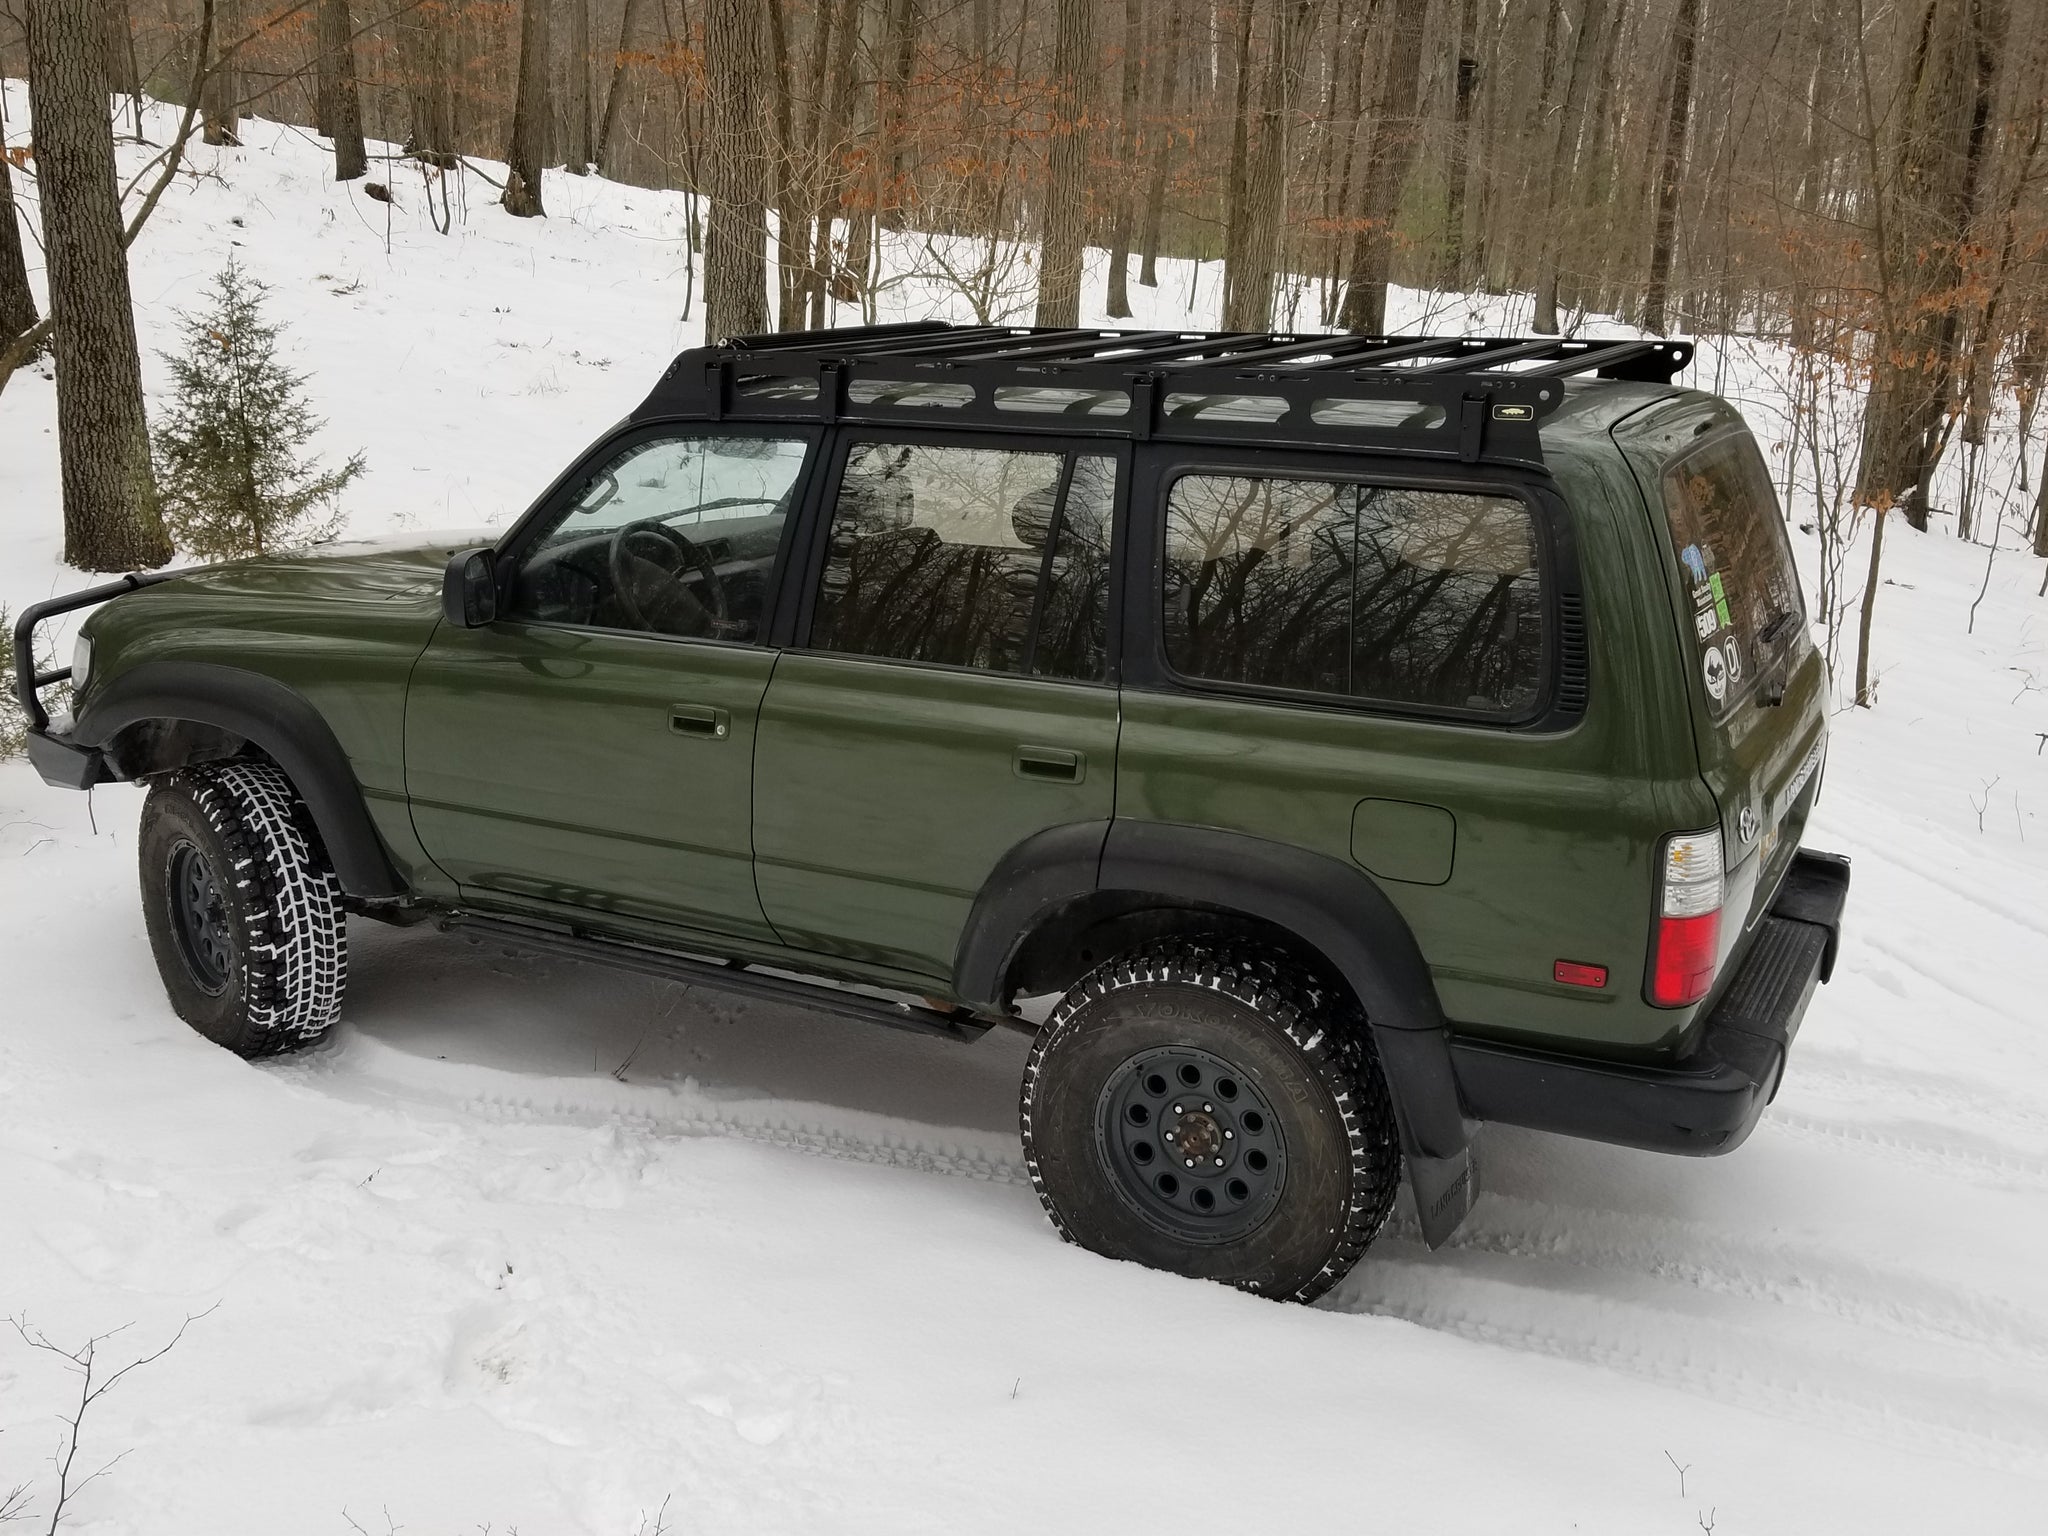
left=1615, top=402, right=1828, bottom=937
left=750, top=432, right=1123, bottom=984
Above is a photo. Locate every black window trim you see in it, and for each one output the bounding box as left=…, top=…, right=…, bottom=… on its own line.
left=1129, top=449, right=1581, bottom=732
left=486, top=417, right=825, bottom=652
left=785, top=423, right=1129, bottom=687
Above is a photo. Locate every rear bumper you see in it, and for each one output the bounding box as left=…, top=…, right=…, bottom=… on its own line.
left=1451, top=848, right=1850, bottom=1155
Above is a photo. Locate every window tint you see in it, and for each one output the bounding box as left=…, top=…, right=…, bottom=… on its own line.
left=1659, top=431, right=1804, bottom=715
left=811, top=443, right=1113, bottom=679
left=1163, top=474, right=1546, bottom=716
left=508, top=434, right=805, bottom=641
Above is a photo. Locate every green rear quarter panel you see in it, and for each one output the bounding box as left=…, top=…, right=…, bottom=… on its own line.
left=80, top=544, right=456, bottom=897
left=1117, top=424, right=1718, bottom=1056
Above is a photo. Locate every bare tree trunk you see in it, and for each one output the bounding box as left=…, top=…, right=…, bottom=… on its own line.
left=504, top=0, right=551, bottom=216
left=0, top=143, right=39, bottom=350
left=1338, top=0, right=1426, bottom=334
left=563, top=0, right=594, bottom=173
left=1034, top=0, right=1090, bottom=328
left=1855, top=0, right=1993, bottom=530
left=102, top=0, right=141, bottom=140
left=765, top=0, right=801, bottom=326
left=1443, top=0, right=1481, bottom=289
left=315, top=0, right=367, bottom=182
left=400, top=5, right=456, bottom=167
left=1138, top=2, right=1183, bottom=287
left=705, top=0, right=771, bottom=337
left=1104, top=0, right=1143, bottom=319
left=25, top=0, right=171, bottom=571
left=597, top=0, right=646, bottom=174
left=202, top=0, right=241, bottom=146
left=1531, top=0, right=1609, bottom=333
left=1643, top=0, right=1700, bottom=334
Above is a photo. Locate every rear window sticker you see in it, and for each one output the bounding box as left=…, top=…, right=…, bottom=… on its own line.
left=1708, top=571, right=1731, bottom=627
left=1681, top=543, right=1709, bottom=583
left=1695, top=605, right=1720, bottom=640
left=1703, top=643, right=1728, bottom=701
left=1723, top=635, right=1744, bottom=684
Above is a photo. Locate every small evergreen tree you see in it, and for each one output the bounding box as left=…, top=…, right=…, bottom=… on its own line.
left=154, top=260, right=364, bottom=560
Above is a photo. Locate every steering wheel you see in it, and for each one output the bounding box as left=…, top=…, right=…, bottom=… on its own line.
left=607, top=519, right=732, bottom=636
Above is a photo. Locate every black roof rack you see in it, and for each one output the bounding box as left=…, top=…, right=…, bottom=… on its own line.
left=631, top=324, right=1693, bottom=470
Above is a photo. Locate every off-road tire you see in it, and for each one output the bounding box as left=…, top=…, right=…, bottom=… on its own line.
left=1021, top=938, right=1401, bottom=1303
left=138, top=761, right=347, bottom=1058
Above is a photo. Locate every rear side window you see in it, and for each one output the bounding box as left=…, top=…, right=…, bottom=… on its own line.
left=810, top=442, right=1113, bottom=679
left=1659, top=431, right=1804, bottom=714
left=1162, top=474, right=1547, bottom=718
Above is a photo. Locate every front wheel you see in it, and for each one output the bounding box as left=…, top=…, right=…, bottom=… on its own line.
left=139, top=761, right=348, bottom=1058
left=1020, top=939, right=1401, bottom=1303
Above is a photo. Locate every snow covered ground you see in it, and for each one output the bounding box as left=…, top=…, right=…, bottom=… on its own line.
left=3, top=92, right=2047, bottom=1532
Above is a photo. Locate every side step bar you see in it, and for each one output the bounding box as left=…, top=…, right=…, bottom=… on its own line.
left=441, top=912, right=993, bottom=1043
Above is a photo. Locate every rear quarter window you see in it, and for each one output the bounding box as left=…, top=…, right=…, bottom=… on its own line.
left=1659, top=430, right=1804, bottom=716
left=1161, top=472, right=1547, bottom=719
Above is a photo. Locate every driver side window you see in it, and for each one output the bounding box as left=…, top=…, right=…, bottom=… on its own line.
left=506, top=433, right=808, bottom=641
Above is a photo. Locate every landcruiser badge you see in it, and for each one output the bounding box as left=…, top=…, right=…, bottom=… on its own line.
left=1703, top=644, right=1728, bottom=701
left=1739, top=804, right=1759, bottom=844
left=1492, top=403, right=1534, bottom=421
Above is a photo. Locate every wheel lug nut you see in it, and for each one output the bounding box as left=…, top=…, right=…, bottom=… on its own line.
left=1224, top=1129, right=1234, bottom=1139
left=1204, top=1103, right=1213, bottom=1112
left=1184, top=1159, right=1194, bottom=1168
left=1173, top=1104, right=1183, bottom=1114
left=1214, top=1157, right=1224, bottom=1166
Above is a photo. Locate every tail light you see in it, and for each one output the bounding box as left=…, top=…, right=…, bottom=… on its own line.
left=1651, top=829, right=1724, bottom=1006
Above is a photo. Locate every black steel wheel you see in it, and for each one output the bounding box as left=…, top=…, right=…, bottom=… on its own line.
left=165, top=840, right=233, bottom=995
left=1021, top=938, right=1402, bottom=1302
left=139, top=761, right=347, bottom=1058
left=1097, top=1045, right=1289, bottom=1242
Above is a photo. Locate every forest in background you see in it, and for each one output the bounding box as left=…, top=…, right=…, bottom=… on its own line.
left=2, top=0, right=2046, bottom=700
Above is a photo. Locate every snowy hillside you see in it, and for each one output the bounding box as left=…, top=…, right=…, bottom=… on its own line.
left=3, top=96, right=2047, bottom=1533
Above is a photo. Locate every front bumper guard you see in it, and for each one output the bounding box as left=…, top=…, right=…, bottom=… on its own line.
left=1451, top=848, right=1851, bottom=1155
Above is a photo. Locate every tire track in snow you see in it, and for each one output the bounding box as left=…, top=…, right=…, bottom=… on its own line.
left=1372, top=1197, right=2048, bottom=1370
left=1334, top=1256, right=2048, bottom=1475
left=287, top=1027, right=2048, bottom=1470
left=273, top=1027, right=1032, bottom=1189
left=1760, top=1106, right=2048, bottom=1190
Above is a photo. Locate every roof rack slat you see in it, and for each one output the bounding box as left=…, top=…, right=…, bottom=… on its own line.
left=946, top=329, right=1183, bottom=363
left=1404, top=338, right=1576, bottom=374
left=1515, top=340, right=1655, bottom=378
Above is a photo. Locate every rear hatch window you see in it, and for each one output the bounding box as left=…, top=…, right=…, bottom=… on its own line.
left=1657, top=430, right=1804, bottom=718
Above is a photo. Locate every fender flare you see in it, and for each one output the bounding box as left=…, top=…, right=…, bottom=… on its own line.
left=74, top=660, right=406, bottom=899
left=956, top=819, right=1478, bottom=1247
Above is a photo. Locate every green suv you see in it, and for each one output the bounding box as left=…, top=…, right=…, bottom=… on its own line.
left=15, top=324, right=1848, bottom=1301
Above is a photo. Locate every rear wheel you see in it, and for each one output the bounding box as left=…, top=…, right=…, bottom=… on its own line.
left=139, top=761, right=347, bottom=1058
left=1020, top=938, right=1401, bottom=1302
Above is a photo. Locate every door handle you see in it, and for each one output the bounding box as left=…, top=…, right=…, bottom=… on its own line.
left=1015, top=745, right=1084, bottom=783
left=669, top=703, right=731, bottom=740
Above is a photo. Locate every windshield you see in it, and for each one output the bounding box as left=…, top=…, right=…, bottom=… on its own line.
left=1658, top=430, right=1803, bottom=716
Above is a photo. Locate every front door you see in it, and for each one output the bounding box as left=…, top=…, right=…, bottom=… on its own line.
left=751, top=434, right=1124, bottom=984
left=405, top=426, right=813, bottom=944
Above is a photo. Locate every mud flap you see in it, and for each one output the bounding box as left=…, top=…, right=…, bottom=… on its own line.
left=1371, top=1022, right=1479, bottom=1248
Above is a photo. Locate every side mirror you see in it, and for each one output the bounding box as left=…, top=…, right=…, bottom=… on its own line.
left=442, top=547, right=498, bottom=628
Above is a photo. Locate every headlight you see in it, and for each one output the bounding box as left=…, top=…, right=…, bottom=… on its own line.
left=71, top=633, right=93, bottom=695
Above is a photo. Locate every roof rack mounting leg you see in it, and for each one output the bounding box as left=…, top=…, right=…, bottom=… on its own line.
left=1458, top=394, right=1487, bottom=463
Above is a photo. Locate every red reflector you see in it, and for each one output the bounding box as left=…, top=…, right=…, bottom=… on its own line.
left=1554, top=960, right=1608, bottom=989
left=1651, top=911, right=1721, bottom=1006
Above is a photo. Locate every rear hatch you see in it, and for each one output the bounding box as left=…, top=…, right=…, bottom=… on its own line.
left=1614, top=398, right=1829, bottom=951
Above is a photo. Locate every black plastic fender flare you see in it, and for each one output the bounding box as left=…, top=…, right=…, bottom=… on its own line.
left=74, top=660, right=407, bottom=899
left=956, top=819, right=1478, bottom=1248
